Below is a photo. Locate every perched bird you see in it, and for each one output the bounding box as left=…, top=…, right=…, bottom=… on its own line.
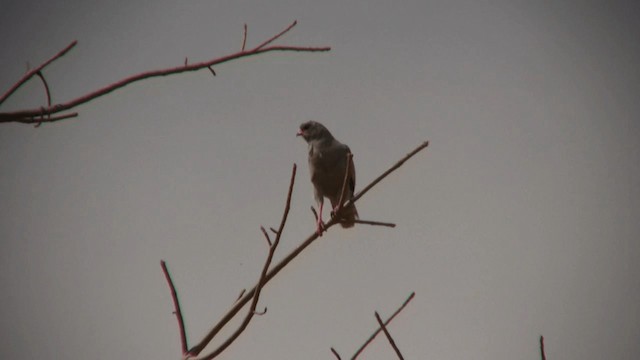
left=297, top=121, right=358, bottom=234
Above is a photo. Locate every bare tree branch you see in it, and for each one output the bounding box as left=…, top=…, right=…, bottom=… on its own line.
left=186, top=142, right=427, bottom=356
left=260, top=226, right=272, bottom=246
left=0, top=40, right=77, bottom=106
left=374, top=311, right=405, bottom=360
left=353, top=219, right=396, bottom=228
left=331, top=347, right=342, bottom=360
left=352, top=292, right=415, bottom=359
left=0, top=21, right=330, bottom=124
left=195, top=164, right=297, bottom=359
left=235, top=289, right=246, bottom=303
left=241, top=24, right=248, bottom=51
left=166, top=142, right=428, bottom=359
left=160, top=260, right=189, bottom=356
left=349, top=141, right=429, bottom=206
left=253, top=20, right=297, bottom=51
left=540, top=335, right=547, bottom=360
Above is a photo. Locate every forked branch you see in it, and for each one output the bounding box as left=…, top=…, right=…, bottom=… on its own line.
left=164, top=141, right=427, bottom=358
left=197, top=164, right=297, bottom=360
left=0, top=21, right=330, bottom=125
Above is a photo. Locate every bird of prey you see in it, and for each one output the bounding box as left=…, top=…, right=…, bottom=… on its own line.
left=297, top=121, right=358, bottom=235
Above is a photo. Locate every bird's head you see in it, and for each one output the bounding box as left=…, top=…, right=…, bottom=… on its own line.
left=297, top=121, right=333, bottom=143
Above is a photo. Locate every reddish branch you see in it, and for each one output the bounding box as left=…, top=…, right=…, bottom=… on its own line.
left=374, top=311, right=405, bottom=360
left=0, top=21, right=330, bottom=125
left=540, top=336, right=546, bottom=360
left=0, top=40, right=77, bottom=106
left=166, top=141, right=428, bottom=358
left=199, top=164, right=296, bottom=360
left=160, top=260, right=189, bottom=355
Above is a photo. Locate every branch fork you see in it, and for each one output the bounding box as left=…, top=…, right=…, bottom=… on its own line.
left=161, top=141, right=428, bottom=358
left=0, top=21, right=330, bottom=125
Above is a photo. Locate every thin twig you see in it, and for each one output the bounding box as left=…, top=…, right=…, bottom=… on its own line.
left=260, top=226, right=272, bottom=246
left=235, top=289, right=246, bottom=302
left=34, top=72, right=52, bottom=111
left=33, top=72, right=52, bottom=127
left=348, top=141, right=429, bottom=207
left=540, top=336, right=546, bottom=360
left=253, top=20, right=297, bottom=51
left=161, top=260, right=189, bottom=356
left=198, top=164, right=297, bottom=359
left=188, top=142, right=427, bottom=356
left=0, top=23, right=329, bottom=124
left=331, top=347, right=342, bottom=360
left=0, top=40, right=77, bottom=106
left=254, top=307, right=267, bottom=315
left=352, top=292, right=415, bottom=359
left=241, top=24, right=248, bottom=51
left=374, top=311, right=404, bottom=360
left=353, top=219, right=396, bottom=228
left=32, top=112, right=78, bottom=123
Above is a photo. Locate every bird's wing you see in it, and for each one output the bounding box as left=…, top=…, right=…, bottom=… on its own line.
left=344, top=145, right=355, bottom=197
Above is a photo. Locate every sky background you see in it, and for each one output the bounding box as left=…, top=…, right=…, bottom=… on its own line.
left=1, top=1, right=639, bottom=359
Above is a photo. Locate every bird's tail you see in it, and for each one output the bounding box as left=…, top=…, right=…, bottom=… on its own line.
left=338, top=202, right=359, bottom=228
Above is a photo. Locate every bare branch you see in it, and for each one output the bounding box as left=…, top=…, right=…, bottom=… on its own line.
left=331, top=347, right=342, bottom=360
left=187, top=142, right=427, bottom=356
left=353, top=219, right=396, bottom=228
left=0, top=40, right=77, bottom=106
left=196, top=164, right=297, bottom=359
left=260, top=226, right=272, bottom=246
left=34, top=72, right=52, bottom=110
left=235, top=289, right=246, bottom=302
left=352, top=292, right=415, bottom=359
left=253, top=20, right=297, bottom=51
left=374, top=311, right=404, bottom=360
left=540, top=336, right=546, bottom=360
left=254, top=307, right=267, bottom=316
left=349, top=141, right=429, bottom=207
left=241, top=24, right=248, bottom=51
left=0, top=22, right=329, bottom=124
left=160, top=260, right=189, bottom=356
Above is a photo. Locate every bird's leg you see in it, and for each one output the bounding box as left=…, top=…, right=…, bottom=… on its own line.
left=316, top=201, right=325, bottom=236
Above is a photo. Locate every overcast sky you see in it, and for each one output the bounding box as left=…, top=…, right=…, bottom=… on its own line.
left=1, top=1, right=639, bottom=359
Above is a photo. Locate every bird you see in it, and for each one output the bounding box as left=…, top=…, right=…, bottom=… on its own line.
left=297, top=121, right=358, bottom=235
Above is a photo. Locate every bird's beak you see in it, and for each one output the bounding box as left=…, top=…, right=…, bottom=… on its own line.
left=296, top=129, right=303, bottom=137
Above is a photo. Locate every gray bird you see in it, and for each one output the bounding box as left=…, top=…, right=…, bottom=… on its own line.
left=297, top=121, right=359, bottom=234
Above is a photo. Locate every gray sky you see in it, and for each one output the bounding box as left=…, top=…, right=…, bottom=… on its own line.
left=1, top=1, right=639, bottom=359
